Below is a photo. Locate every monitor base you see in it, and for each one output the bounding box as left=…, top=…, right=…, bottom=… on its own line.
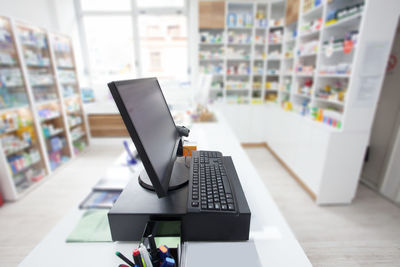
left=139, top=156, right=189, bottom=192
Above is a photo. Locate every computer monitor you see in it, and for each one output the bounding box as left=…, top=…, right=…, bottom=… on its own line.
left=108, top=78, right=181, bottom=198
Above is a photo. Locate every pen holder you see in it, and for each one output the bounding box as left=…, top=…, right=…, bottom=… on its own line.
left=141, top=220, right=181, bottom=266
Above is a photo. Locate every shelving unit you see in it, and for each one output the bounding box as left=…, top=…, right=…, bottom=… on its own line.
left=276, top=0, right=363, bottom=130
left=0, top=16, right=90, bottom=201
left=16, top=23, right=72, bottom=171
left=197, top=1, right=285, bottom=105
left=50, top=33, right=89, bottom=155
left=0, top=16, right=48, bottom=200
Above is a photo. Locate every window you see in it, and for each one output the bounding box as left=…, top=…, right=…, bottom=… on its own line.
left=77, top=0, right=189, bottom=104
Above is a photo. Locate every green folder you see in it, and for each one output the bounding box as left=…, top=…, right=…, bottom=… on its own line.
left=66, top=210, right=112, bottom=242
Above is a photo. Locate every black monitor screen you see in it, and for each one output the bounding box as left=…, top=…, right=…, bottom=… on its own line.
left=108, top=78, right=179, bottom=197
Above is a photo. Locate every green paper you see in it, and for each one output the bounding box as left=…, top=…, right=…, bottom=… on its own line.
left=66, top=210, right=112, bottom=242
left=155, top=237, right=181, bottom=249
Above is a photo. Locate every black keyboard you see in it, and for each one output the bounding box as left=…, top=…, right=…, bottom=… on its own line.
left=188, top=151, right=236, bottom=212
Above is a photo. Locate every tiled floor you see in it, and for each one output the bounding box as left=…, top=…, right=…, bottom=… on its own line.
left=0, top=141, right=399, bottom=266
left=245, top=147, right=400, bottom=267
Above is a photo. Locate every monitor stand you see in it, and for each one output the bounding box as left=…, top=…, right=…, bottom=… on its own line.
left=138, top=156, right=189, bottom=191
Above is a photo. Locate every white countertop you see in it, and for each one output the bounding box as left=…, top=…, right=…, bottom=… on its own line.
left=19, top=115, right=311, bottom=267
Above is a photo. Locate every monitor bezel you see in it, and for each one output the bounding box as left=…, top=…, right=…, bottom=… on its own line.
left=108, top=77, right=180, bottom=198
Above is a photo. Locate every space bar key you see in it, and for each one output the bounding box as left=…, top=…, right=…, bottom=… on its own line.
left=222, top=175, right=232, bottom=194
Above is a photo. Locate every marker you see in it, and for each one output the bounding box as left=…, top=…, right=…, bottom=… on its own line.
left=148, top=235, right=160, bottom=265
left=139, top=243, right=153, bottom=267
left=116, top=251, right=135, bottom=267
left=161, top=257, right=176, bottom=267
left=119, top=265, right=130, bottom=267
left=133, top=249, right=144, bottom=267
left=159, top=245, right=170, bottom=262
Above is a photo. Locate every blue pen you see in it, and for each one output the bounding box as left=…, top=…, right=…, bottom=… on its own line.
left=159, top=245, right=170, bottom=263
left=123, top=140, right=137, bottom=165
left=161, top=257, right=175, bottom=267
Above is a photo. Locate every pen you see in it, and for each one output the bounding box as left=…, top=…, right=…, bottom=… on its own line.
left=133, top=249, right=144, bottom=267
left=119, top=265, right=130, bottom=267
left=116, top=251, right=135, bottom=267
left=159, top=245, right=170, bottom=263
left=161, top=257, right=176, bottom=267
left=123, top=140, right=137, bottom=165
left=148, top=235, right=160, bottom=265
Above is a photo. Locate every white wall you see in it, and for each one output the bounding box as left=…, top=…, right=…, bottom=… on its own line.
left=0, top=0, right=58, bottom=30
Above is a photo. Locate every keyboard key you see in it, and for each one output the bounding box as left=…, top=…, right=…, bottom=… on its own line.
left=214, top=203, right=220, bottom=209
left=226, top=194, right=232, bottom=199
left=191, top=201, right=199, bottom=207
left=227, top=198, right=234, bottom=204
left=201, top=205, right=207, bottom=209
left=228, top=204, right=235, bottom=210
left=208, top=203, right=214, bottom=209
left=221, top=204, right=227, bottom=210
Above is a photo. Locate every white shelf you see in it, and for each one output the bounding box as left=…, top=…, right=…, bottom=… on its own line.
left=301, top=4, right=323, bottom=18
left=318, top=73, right=351, bottom=78
left=36, top=99, right=59, bottom=106
left=298, top=52, right=318, bottom=58
left=227, top=26, right=253, bottom=30
left=299, top=30, right=320, bottom=39
left=324, top=13, right=363, bottom=30
left=4, top=143, right=32, bottom=156
left=226, top=57, right=250, bottom=61
left=0, top=104, right=30, bottom=114
left=268, top=42, right=283, bottom=46
left=46, top=128, right=64, bottom=138
left=227, top=43, right=252, bottom=46
left=40, top=113, right=61, bottom=122
left=199, top=43, right=224, bottom=46
left=296, top=73, right=314, bottom=77
left=314, top=97, right=345, bottom=106
left=293, top=93, right=311, bottom=98
left=269, top=25, right=284, bottom=30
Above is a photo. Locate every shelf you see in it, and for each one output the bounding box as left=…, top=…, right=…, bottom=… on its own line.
left=46, top=128, right=64, bottom=138
left=40, top=113, right=61, bottom=122
left=302, top=4, right=323, bottom=18
left=293, top=93, right=311, bottom=98
left=227, top=43, right=251, bottom=46
left=69, top=121, right=82, bottom=128
left=226, top=74, right=250, bottom=77
left=324, top=13, right=362, bottom=30
left=5, top=143, right=32, bottom=156
left=318, top=73, right=350, bottom=78
left=299, top=30, right=320, bottom=39
left=266, top=73, right=280, bottom=77
left=199, top=43, right=224, bottom=46
left=226, top=58, right=250, bottom=61
left=63, top=94, right=79, bottom=100
left=298, top=52, right=318, bottom=58
left=0, top=104, right=30, bottom=114
left=227, top=26, right=253, bottom=30
left=199, top=58, right=224, bottom=62
left=269, top=25, right=284, bottom=30
left=12, top=158, right=41, bottom=176
left=285, top=39, right=296, bottom=43
left=296, top=73, right=314, bottom=77
left=36, top=99, right=59, bottom=106
left=267, top=58, right=281, bottom=61
left=314, top=97, right=345, bottom=106
left=268, top=42, right=282, bottom=46
left=26, top=63, right=51, bottom=68
left=321, top=46, right=357, bottom=56
left=283, top=57, right=294, bottom=60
